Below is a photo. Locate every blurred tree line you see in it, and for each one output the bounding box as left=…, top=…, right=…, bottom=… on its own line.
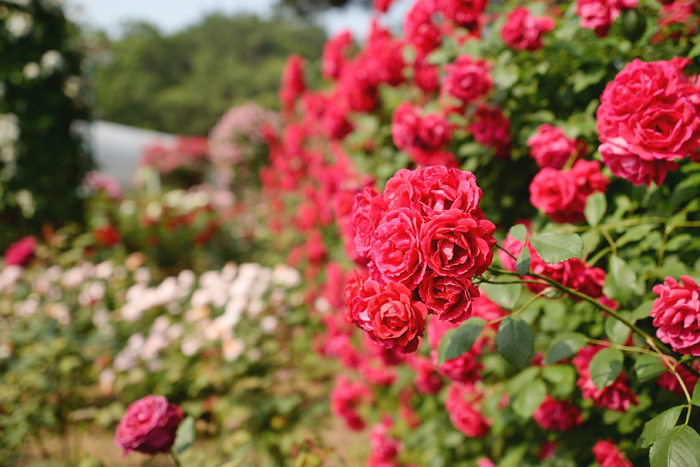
left=90, top=14, right=327, bottom=135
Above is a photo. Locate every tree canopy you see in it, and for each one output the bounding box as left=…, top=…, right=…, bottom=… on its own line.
left=91, top=14, right=326, bottom=135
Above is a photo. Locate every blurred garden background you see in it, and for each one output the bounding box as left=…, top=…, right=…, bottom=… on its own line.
left=5, top=0, right=700, bottom=466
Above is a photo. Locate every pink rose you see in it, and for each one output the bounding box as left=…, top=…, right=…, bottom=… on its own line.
left=421, top=209, right=497, bottom=278
left=114, top=395, right=184, bottom=455
left=365, top=281, right=429, bottom=353
left=651, top=276, right=700, bottom=355
left=417, top=113, right=452, bottom=150
left=532, top=396, right=583, bottom=432
left=391, top=103, right=421, bottom=151
left=383, top=168, right=422, bottom=211
left=371, top=208, right=427, bottom=289
left=501, top=6, right=555, bottom=52
left=4, top=236, right=37, bottom=266
left=419, top=272, right=479, bottom=323
left=600, top=137, right=679, bottom=187
left=527, top=124, right=576, bottom=169
left=442, top=55, right=493, bottom=104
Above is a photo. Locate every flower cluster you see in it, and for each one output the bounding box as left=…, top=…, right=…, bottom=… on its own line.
left=597, top=58, right=700, bottom=186
left=573, top=345, right=639, bottom=412
left=576, top=0, right=638, bottom=37
left=592, top=439, right=633, bottom=467
left=346, top=166, right=496, bottom=353
left=330, top=376, right=372, bottom=430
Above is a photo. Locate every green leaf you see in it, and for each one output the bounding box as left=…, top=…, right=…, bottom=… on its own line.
left=516, top=247, right=531, bottom=278
left=585, top=192, right=607, bottom=227
left=691, top=376, right=700, bottom=406
left=636, top=354, right=667, bottom=383
left=542, top=365, right=576, bottom=398
left=605, top=315, right=631, bottom=345
left=497, top=318, right=535, bottom=369
left=638, top=406, right=683, bottom=449
left=512, top=379, right=547, bottom=418
left=173, top=416, right=196, bottom=454
left=509, top=224, right=527, bottom=242
left=589, top=348, right=624, bottom=390
left=572, top=69, right=606, bottom=93
left=603, top=257, right=638, bottom=304
left=480, top=280, right=522, bottom=310
left=545, top=332, right=588, bottom=365
left=689, top=40, right=700, bottom=59
left=650, top=425, right=700, bottom=467
left=438, top=318, right=485, bottom=366
left=630, top=300, right=654, bottom=323
left=529, top=233, right=584, bottom=264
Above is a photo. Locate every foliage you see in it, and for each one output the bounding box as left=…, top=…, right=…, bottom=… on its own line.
left=0, top=0, right=93, bottom=249
left=90, top=14, right=326, bottom=135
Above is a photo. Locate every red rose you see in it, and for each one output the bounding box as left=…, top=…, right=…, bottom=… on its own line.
left=573, top=345, right=639, bottom=412
left=428, top=318, right=484, bottom=382
left=445, top=383, right=490, bottom=437
left=391, top=102, right=421, bottom=151
left=365, top=281, right=428, bottom=353
left=417, top=113, right=452, bottom=150
left=363, top=30, right=406, bottom=88
left=353, top=186, right=387, bottom=258
left=330, top=376, right=371, bottom=431
left=373, top=0, right=396, bottom=12
left=658, top=360, right=699, bottom=396
left=530, top=160, right=608, bottom=224
left=414, top=59, right=439, bottom=93
left=345, top=271, right=381, bottom=332
left=597, top=58, right=700, bottom=185
left=442, top=55, right=493, bottom=104
left=527, top=124, right=576, bottom=169
left=651, top=276, right=700, bottom=355
left=419, top=272, right=479, bottom=323
left=407, top=354, right=444, bottom=394
left=600, top=137, right=679, bottom=187
left=408, top=148, right=460, bottom=168
left=532, top=396, right=583, bottom=432
left=338, top=61, right=379, bottom=112
left=592, top=440, right=633, bottom=467
left=371, top=208, right=427, bottom=289
left=501, top=6, right=555, bottom=52
left=469, top=104, right=511, bottom=150
left=114, top=395, right=184, bottom=456
left=404, top=0, right=442, bottom=57
left=384, top=168, right=422, bottom=211
left=322, top=31, right=353, bottom=81
left=438, top=0, right=488, bottom=32
left=279, top=55, right=306, bottom=115
left=4, top=236, right=37, bottom=266
left=416, top=166, right=482, bottom=217
left=421, top=209, right=496, bottom=278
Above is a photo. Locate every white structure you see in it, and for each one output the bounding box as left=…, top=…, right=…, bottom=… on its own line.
left=89, top=120, right=175, bottom=185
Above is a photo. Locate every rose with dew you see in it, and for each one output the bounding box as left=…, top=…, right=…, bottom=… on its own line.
left=114, top=395, right=184, bottom=455
left=651, top=276, right=700, bottom=355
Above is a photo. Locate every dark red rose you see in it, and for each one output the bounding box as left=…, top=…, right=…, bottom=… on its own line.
left=442, top=55, right=493, bottom=104
left=501, top=6, right=555, bottom=51
left=532, top=396, right=583, bottom=432
left=419, top=272, right=479, bottom=323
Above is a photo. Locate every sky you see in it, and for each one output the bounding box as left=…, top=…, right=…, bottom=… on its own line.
left=68, top=0, right=413, bottom=40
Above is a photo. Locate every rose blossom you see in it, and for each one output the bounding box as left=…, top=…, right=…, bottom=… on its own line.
left=407, top=354, right=444, bottom=394
left=114, top=395, right=184, bottom=455
left=658, top=360, right=699, bottom=396
left=4, top=236, right=37, bottom=266
left=414, top=58, right=439, bottom=93
left=419, top=272, right=479, bottom=323
left=371, top=208, right=427, bottom=289
left=597, top=58, right=700, bottom=185
left=527, top=124, right=576, bottom=169
left=373, top=0, right=396, bottom=12
left=438, top=0, right=488, bottom=32
left=442, top=55, right=493, bottom=104
left=651, top=276, right=700, bottom=355
left=445, top=383, right=490, bottom=437
left=532, top=396, right=583, bottom=432
left=501, top=7, right=555, bottom=52
left=530, top=160, right=608, bottom=224
left=404, top=0, right=441, bottom=57
left=322, top=31, right=353, bottom=81
left=592, top=439, right=633, bottom=467
left=279, top=55, right=306, bottom=115
left=353, top=186, right=387, bottom=258
left=428, top=317, right=483, bottom=382
left=365, top=281, right=429, bottom=353
left=330, top=376, right=372, bottom=430
left=421, top=209, right=496, bottom=278
left=469, top=104, right=511, bottom=153
left=573, top=345, right=639, bottom=412
left=416, top=166, right=482, bottom=217
left=383, top=168, right=422, bottom=211
left=577, top=0, right=638, bottom=37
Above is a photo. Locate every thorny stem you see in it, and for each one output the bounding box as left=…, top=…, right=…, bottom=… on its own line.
left=495, top=242, right=518, bottom=262
left=486, top=266, right=700, bottom=378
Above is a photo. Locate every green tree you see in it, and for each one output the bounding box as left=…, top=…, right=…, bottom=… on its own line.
left=91, top=14, right=326, bottom=135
